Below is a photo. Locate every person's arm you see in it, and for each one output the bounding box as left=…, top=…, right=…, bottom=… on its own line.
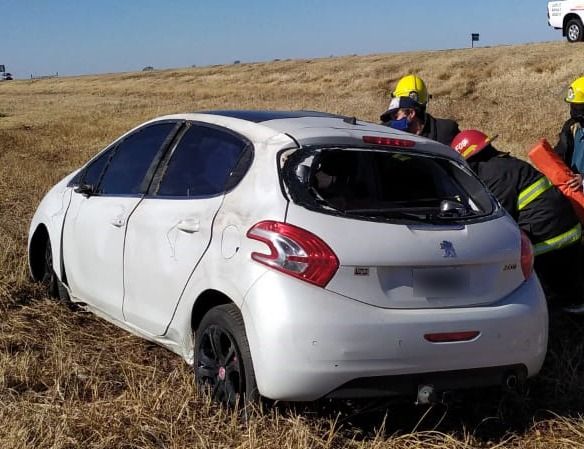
left=488, top=180, right=519, bottom=221
left=476, top=163, right=519, bottom=220
left=555, top=121, right=583, bottom=190
left=554, top=121, right=574, bottom=162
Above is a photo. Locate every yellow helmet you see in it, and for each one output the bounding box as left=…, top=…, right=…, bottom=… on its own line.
left=392, top=74, right=429, bottom=105
left=566, top=76, right=584, bottom=104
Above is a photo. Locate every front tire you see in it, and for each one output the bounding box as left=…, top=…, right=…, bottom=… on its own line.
left=41, top=238, right=59, bottom=298
left=39, top=237, right=70, bottom=302
left=567, top=19, right=584, bottom=42
left=194, top=304, right=258, bottom=406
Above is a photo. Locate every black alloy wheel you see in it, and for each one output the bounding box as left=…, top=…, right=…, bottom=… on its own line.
left=195, top=304, right=257, bottom=406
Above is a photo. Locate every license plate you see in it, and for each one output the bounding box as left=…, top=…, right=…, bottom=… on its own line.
left=413, top=268, right=469, bottom=298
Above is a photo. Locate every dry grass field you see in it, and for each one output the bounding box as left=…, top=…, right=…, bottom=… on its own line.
left=3, top=40, right=584, bottom=448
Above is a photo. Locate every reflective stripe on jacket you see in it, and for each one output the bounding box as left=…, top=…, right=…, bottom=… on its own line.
left=469, top=147, right=579, bottom=252
left=534, top=223, right=582, bottom=256
left=517, top=177, right=553, bottom=211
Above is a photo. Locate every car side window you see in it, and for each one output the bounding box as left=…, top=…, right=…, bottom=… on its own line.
left=80, top=147, right=115, bottom=188
left=98, top=122, right=176, bottom=195
left=156, top=124, right=250, bottom=197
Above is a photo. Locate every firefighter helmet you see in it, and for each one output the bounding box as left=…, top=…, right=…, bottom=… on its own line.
left=451, top=130, right=498, bottom=160
left=566, top=76, right=584, bottom=104
left=392, top=75, right=429, bottom=105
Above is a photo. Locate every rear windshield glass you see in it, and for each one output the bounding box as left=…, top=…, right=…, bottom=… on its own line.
left=282, top=148, right=498, bottom=224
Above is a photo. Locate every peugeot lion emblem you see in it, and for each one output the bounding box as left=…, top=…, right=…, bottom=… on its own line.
left=440, top=240, right=457, bottom=258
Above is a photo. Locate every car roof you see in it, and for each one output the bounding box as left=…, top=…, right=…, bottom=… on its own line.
left=151, top=110, right=463, bottom=161
left=199, top=110, right=348, bottom=122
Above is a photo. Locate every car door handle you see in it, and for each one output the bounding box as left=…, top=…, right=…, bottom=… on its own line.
left=111, top=217, right=126, bottom=228
left=177, top=219, right=200, bottom=234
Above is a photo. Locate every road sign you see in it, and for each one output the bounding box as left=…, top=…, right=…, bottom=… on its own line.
left=471, top=33, right=480, bottom=48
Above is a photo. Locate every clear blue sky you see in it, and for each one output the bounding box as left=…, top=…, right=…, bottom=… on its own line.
left=0, top=0, right=559, bottom=79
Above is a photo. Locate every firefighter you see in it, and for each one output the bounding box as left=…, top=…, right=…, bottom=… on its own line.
left=380, top=74, right=460, bottom=146
left=555, top=76, right=584, bottom=191
left=451, top=129, right=584, bottom=313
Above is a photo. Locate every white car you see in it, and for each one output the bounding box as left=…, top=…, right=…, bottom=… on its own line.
left=28, top=110, right=548, bottom=405
left=548, top=0, right=584, bottom=42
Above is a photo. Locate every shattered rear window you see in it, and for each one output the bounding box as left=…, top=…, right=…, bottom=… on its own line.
left=282, top=147, right=498, bottom=224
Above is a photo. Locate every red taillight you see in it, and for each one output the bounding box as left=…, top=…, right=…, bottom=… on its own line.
left=520, top=231, right=534, bottom=280
left=362, top=136, right=416, bottom=148
left=246, top=221, right=339, bottom=287
left=424, top=331, right=480, bottom=343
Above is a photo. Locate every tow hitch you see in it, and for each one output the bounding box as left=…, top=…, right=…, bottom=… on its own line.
left=416, top=385, right=435, bottom=405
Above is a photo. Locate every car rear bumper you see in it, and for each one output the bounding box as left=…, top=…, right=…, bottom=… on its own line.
left=242, top=272, right=548, bottom=401
left=325, top=364, right=527, bottom=400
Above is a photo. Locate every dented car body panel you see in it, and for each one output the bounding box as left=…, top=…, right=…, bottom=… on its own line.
left=29, top=110, right=548, bottom=401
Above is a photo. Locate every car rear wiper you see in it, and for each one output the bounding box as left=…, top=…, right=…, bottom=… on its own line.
left=343, top=208, right=433, bottom=223
left=315, top=199, right=347, bottom=214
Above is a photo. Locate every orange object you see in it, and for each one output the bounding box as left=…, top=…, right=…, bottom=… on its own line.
left=528, top=139, right=584, bottom=222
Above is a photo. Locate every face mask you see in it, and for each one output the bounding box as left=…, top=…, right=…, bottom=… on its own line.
left=389, top=117, right=410, bottom=131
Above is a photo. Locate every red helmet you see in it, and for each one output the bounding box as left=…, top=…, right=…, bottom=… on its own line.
left=451, top=129, right=498, bottom=159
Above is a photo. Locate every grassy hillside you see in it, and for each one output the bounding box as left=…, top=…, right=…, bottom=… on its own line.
left=2, top=41, right=584, bottom=448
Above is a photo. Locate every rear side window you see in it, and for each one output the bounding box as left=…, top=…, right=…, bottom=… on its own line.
left=155, top=124, right=250, bottom=197
left=283, top=148, right=497, bottom=224
left=98, top=122, right=176, bottom=195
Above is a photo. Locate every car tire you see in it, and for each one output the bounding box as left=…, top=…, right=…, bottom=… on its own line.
left=41, top=238, right=60, bottom=298
left=194, top=304, right=258, bottom=406
left=567, top=19, right=584, bottom=42
left=41, top=238, right=71, bottom=303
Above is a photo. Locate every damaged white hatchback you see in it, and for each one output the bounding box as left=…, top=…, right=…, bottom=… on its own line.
left=29, top=110, right=548, bottom=405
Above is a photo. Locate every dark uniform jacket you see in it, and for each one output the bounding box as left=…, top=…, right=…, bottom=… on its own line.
left=555, top=116, right=584, bottom=165
left=468, top=146, right=578, bottom=244
left=420, top=113, right=460, bottom=146
left=381, top=113, right=460, bottom=146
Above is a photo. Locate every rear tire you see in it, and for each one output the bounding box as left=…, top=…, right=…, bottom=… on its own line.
left=567, top=19, right=584, bottom=42
left=194, top=304, right=258, bottom=406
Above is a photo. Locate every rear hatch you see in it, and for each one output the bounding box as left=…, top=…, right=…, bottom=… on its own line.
left=281, top=145, right=525, bottom=309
